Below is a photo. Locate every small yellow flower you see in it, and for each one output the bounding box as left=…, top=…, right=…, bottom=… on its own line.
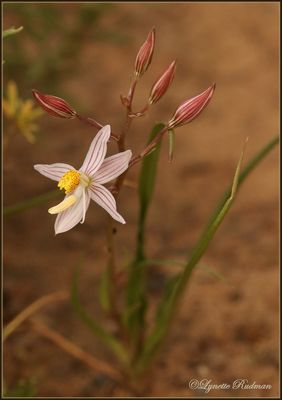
left=3, top=81, right=43, bottom=144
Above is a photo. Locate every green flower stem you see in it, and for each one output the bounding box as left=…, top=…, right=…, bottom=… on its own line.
left=3, top=189, right=60, bottom=217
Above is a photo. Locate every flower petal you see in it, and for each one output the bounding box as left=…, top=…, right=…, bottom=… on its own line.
left=89, top=183, right=125, bottom=224
left=54, top=191, right=90, bottom=234
left=34, top=163, right=73, bottom=181
left=79, top=125, right=111, bottom=176
left=93, top=150, right=132, bottom=184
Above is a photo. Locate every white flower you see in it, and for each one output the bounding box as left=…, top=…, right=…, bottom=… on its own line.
left=34, top=125, right=132, bottom=234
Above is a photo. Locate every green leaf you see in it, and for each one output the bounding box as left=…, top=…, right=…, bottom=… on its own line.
left=136, top=274, right=181, bottom=373
left=3, top=189, right=61, bottom=216
left=138, top=122, right=165, bottom=249
left=3, top=26, right=23, bottom=39
left=198, top=264, right=229, bottom=283
left=124, top=123, right=165, bottom=356
left=4, top=378, right=37, bottom=397
left=71, top=261, right=129, bottom=366
left=140, top=257, right=228, bottom=282
left=137, top=135, right=278, bottom=374
left=168, top=129, right=175, bottom=162
left=204, top=135, right=279, bottom=231
left=155, top=274, right=181, bottom=324
left=135, top=122, right=165, bottom=262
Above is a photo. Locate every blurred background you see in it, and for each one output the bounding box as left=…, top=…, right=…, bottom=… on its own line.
left=3, top=2, right=279, bottom=397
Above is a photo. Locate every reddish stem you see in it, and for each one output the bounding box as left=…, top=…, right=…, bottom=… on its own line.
left=128, top=126, right=168, bottom=168
left=76, top=114, right=120, bottom=141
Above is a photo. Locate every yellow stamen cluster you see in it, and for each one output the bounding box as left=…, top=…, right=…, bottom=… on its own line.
left=58, top=170, right=81, bottom=194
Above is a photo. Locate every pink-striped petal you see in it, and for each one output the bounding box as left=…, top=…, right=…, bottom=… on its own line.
left=34, top=163, right=73, bottom=181
left=88, top=183, right=125, bottom=224
left=93, top=150, right=132, bottom=184
left=54, top=192, right=90, bottom=234
left=79, top=125, right=111, bottom=176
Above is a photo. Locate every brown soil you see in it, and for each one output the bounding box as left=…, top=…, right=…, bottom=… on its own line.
left=3, top=2, right=279, bottom=398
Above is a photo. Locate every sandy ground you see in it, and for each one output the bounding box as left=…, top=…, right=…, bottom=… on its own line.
left=3, top=2, right=279, bottom=397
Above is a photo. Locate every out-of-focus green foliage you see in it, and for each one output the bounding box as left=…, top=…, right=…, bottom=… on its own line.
left=3, top=26, right=23, bottom=39
left=3, top=26, right=23, bottom=64
left=4, top=378, right=37, bottom=397
left=3, top=81, right=43, bottom=144
left=3, top=3, right=128, bottom=92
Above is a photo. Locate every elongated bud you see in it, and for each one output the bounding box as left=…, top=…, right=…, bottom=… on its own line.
left=168, top=83, right=216, bottom=129
left=134, top=28, right=156, bottom=77
left=149, top=60, right=176, bottom=104
left=32, top=89, right=77, bottom=119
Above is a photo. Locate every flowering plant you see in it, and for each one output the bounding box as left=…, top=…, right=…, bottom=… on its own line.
left=3, top=27, right=278, bottom=395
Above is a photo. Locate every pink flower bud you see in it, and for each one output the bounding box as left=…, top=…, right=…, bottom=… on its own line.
left=32, top=89, right=77, bottom=119
left=134, top=28, right=156, bottom=77
left=168, top=84, right=216, bottom=129
left=149, top=60, right=176, bottom=104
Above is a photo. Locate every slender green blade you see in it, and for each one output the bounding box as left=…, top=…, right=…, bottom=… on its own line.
left=124, top=123, right=165, bottom=354
left=138, top=122, right=165, bottom=258
left=204, top=135, right=279, bottom=231
left=140, top=258, right=228, bottom=282
left=71, top=262, right=129, bottom=365
left=168, top=129, right=175, bottom=162
left=3, top=189, right=61, bottom=216
left=137, top=135, right=278, bottom=373
left=3, top=26, right=23, bottom=39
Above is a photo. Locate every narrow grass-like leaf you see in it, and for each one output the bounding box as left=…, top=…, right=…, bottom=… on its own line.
left=204, top=135, right=279, bottom=231
left=125, top=123, right=165, bottom=355
left=3, top=189, right=61, bottom=216
left=71, top=262, right=129, bottom=365
left=136, top=135, right=278, bottom=374
left=140, top=258, right=228, bottom=282
left=137, top=122, right=166, bottom=260
left=155, top=274, right=181, bottom=324
left=168, top=129, right=175, bottom=162
left=3, top=26, right=23, bottom=39
left=198, top=264, right=229, bottom=283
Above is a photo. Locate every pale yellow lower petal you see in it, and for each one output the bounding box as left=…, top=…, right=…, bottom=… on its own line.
left=48, top=194, right=77, bottom=214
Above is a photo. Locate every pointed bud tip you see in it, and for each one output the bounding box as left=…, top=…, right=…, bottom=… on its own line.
left=210, top=82, right=216, bottom=92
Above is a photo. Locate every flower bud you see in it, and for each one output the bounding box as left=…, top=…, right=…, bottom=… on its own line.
left=134, top=28, right=156, bottom=77
left=32, top=89, right=77, bottom=119
left=168, top=83, right=216, bottom=129
left=149, top=60, right=176, bottom=104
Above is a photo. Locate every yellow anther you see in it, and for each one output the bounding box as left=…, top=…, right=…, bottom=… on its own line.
left=58, top=170, right=81, bottom=194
